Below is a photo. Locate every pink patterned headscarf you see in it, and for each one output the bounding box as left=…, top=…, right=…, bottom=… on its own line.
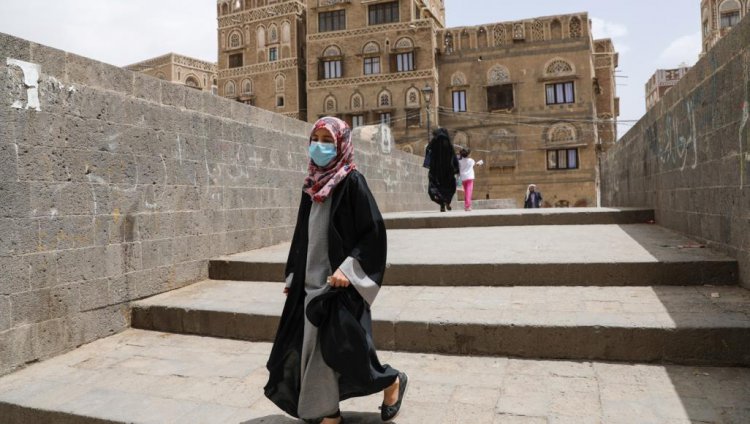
left=303, top=117, right=357, bottom=203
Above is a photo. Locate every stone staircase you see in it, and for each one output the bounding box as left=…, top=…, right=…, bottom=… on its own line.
left=2, top=208, right=750, bottom=423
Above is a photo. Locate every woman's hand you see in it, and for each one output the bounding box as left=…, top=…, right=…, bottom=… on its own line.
left=327, top=269, right=351, bottom=288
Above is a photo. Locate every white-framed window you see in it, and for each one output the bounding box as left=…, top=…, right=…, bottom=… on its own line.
left=364, top=56, right=380, bottom=75
left=352, top=115, right=364, bottom=128
left=545, top=82, right=575, bottom=105
left=452, top=90, right=467, bottom=112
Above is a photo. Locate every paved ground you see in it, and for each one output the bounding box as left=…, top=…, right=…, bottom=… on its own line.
left=219, top=225, right=732, bottom=265
left=0, top=329, right=748, bottom=424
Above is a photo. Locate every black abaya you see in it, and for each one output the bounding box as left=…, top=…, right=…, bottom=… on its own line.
left=427, top=128, right=459, bottom=205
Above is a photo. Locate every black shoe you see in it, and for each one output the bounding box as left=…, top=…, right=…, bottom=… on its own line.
left=380, top=372, right=408, bottom=422
left=440, top=204, right=446, bottom=212
left=446, top=203, right=452, bottom=211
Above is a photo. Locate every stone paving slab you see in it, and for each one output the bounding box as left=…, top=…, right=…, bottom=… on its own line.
left=131, top=281, right=750, bottom=365
left=382, top=208, right=655, bottom=229
left=0, top=329, right=748, bottom=424
left=209, top=225, right=738, bottom=286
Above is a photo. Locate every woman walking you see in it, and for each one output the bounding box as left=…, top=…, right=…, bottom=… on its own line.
left=264, top=117, right=408, bottom=424
left=427, top=128, right=459, bottom=212
left=457, top=148, right=484, bottom=212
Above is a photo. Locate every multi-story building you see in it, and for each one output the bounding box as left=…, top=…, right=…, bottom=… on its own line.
left=125, top=53, right=218, bottom=93
left=216, top=0, right=308, bottom=120
left=645, top=66, right=691, bottom=111
left=701, top=0, right=749, bottom=54
left=435, top=14, right=618, bottom=206
left=216, top=1, right=618, bottom=207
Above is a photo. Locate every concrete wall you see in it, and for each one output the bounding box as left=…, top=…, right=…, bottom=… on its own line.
left=0, top=32, right=432, bottom=376
left=601, top=16, right=750, bottom=287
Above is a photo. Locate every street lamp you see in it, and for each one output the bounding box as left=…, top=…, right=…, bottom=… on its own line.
left=421, top=84, right=434, bottom=143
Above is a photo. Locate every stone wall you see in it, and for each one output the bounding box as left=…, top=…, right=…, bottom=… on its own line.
left=601, top=16, right=750, bottom=287
left=0, top=33, right=432, bottom=376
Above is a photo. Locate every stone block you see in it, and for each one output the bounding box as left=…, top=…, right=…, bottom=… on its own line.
left=37, top=216, right=95, bottom=251
left=26, top=252, right=58, bottom=290
left=141, top=239, right=174, bottom=270
left=29, top=317, right=66, bottom=361
left=0, top=296, right=9, bottom=331
left=65, top=53, right=105, bottom=89
left=55, top=246, right=106, bottom=283
left=0, top=143, right=18, bottom=182
left=29, top=43, right=67, bottom=83
left=161, top=81, right=186, bottom=109
left=0, top=218, right=38, bottom=256
left=0, top=324, right=32, bottom=375
left=133, top=73, right=161, bottom=104
left=0, top=182, right=30, bottom=219
left=78, top=277, right=112, bottom=312
left=49, top=283, right=81, bottom=319
left=10, top=288, right=51, bottom=326
left=0, top=33, right=31, bottom=62
left=0, top=256, right=29, bottom=296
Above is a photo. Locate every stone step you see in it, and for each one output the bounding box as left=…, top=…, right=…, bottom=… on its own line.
left=131, top=281, right=750, bottom=366
left=383, top=207, right=655, bottom=230
left=209, top=224, right=738, bottom=286
left=1, top=329, right=748, bottom=424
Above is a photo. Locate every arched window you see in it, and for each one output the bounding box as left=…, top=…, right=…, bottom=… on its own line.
left=487, top=65, right=510, bottom=85
left=224, top=80, right=236, bottom=97
left=547, top=123, right=577, bottom=143
left=719, top=0, right=741, bottom=28
left=545, top=59, right=574, bottom=76
left=257, top=26, right=266, bottom=50
left=324, top=95, right=337, bottom=113
left=394, top=37, right=414, bottom=49
left=323, top=45, right=341, bottom=57
left=241, top=79, right=253, bottom=95
left=221, top=3, right=229, bottom=15
left=185, top=76, right=201, bottom=89
left=378, top=90, right=391, bottom=107
left=512, top=22, right=525, bottom=40
left=405, top=87, right=421, bottom=107
left=229, top=31, right=242, bottom=49
left=451, top=71, right=467, bottom=86
left=275, top=74, right=285, bottom=93
left=550, top=19, right=562, bottom=40
left=269, top=24, right=279, bottom=43
left=569, top=17, right=583, bottom=38
left=362, top=41, right=380, bottom=55
left=351, top=93, right=363, bottom=110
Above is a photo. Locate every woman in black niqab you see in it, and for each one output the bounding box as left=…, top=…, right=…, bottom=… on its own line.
left=427, top=128, right=459, bottom=212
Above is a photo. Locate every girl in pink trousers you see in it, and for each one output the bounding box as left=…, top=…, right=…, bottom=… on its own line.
left=457, top=148, right=484, bottom=211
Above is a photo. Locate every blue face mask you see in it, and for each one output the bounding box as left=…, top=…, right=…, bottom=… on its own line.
left=309, top=142, right=337, bottom=167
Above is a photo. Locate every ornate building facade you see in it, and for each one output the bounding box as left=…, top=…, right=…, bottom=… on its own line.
left=645, top=66, right=691, bottom=111
left=216, top=0, right=308, bottom=120
left=217, top=1, right=618, bottom=206
left=125, top=53, right=218, bottom=93
left=701, top=0, right=749, bottom=54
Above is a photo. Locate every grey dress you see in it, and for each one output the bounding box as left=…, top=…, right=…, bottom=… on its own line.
left=291, top=197, right=381, bottom=419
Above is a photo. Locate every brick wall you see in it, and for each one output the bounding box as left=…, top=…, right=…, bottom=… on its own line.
left=0, top=33, right=432, bottom=376
left=601, top=16, right=750, bottom=288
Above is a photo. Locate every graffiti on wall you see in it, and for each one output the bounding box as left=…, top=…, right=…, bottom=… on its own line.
left=657, top=100, right=699, bottom=172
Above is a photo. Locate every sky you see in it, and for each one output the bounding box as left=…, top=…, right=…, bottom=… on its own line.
left=0, top=0, right=703, bottom=139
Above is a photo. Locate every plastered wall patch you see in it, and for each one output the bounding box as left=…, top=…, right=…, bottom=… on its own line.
left=6, top=58, right=42, bottom=111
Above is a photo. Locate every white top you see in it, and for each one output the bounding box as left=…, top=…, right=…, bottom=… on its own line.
left=458, top=157, right=483, bottom=181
